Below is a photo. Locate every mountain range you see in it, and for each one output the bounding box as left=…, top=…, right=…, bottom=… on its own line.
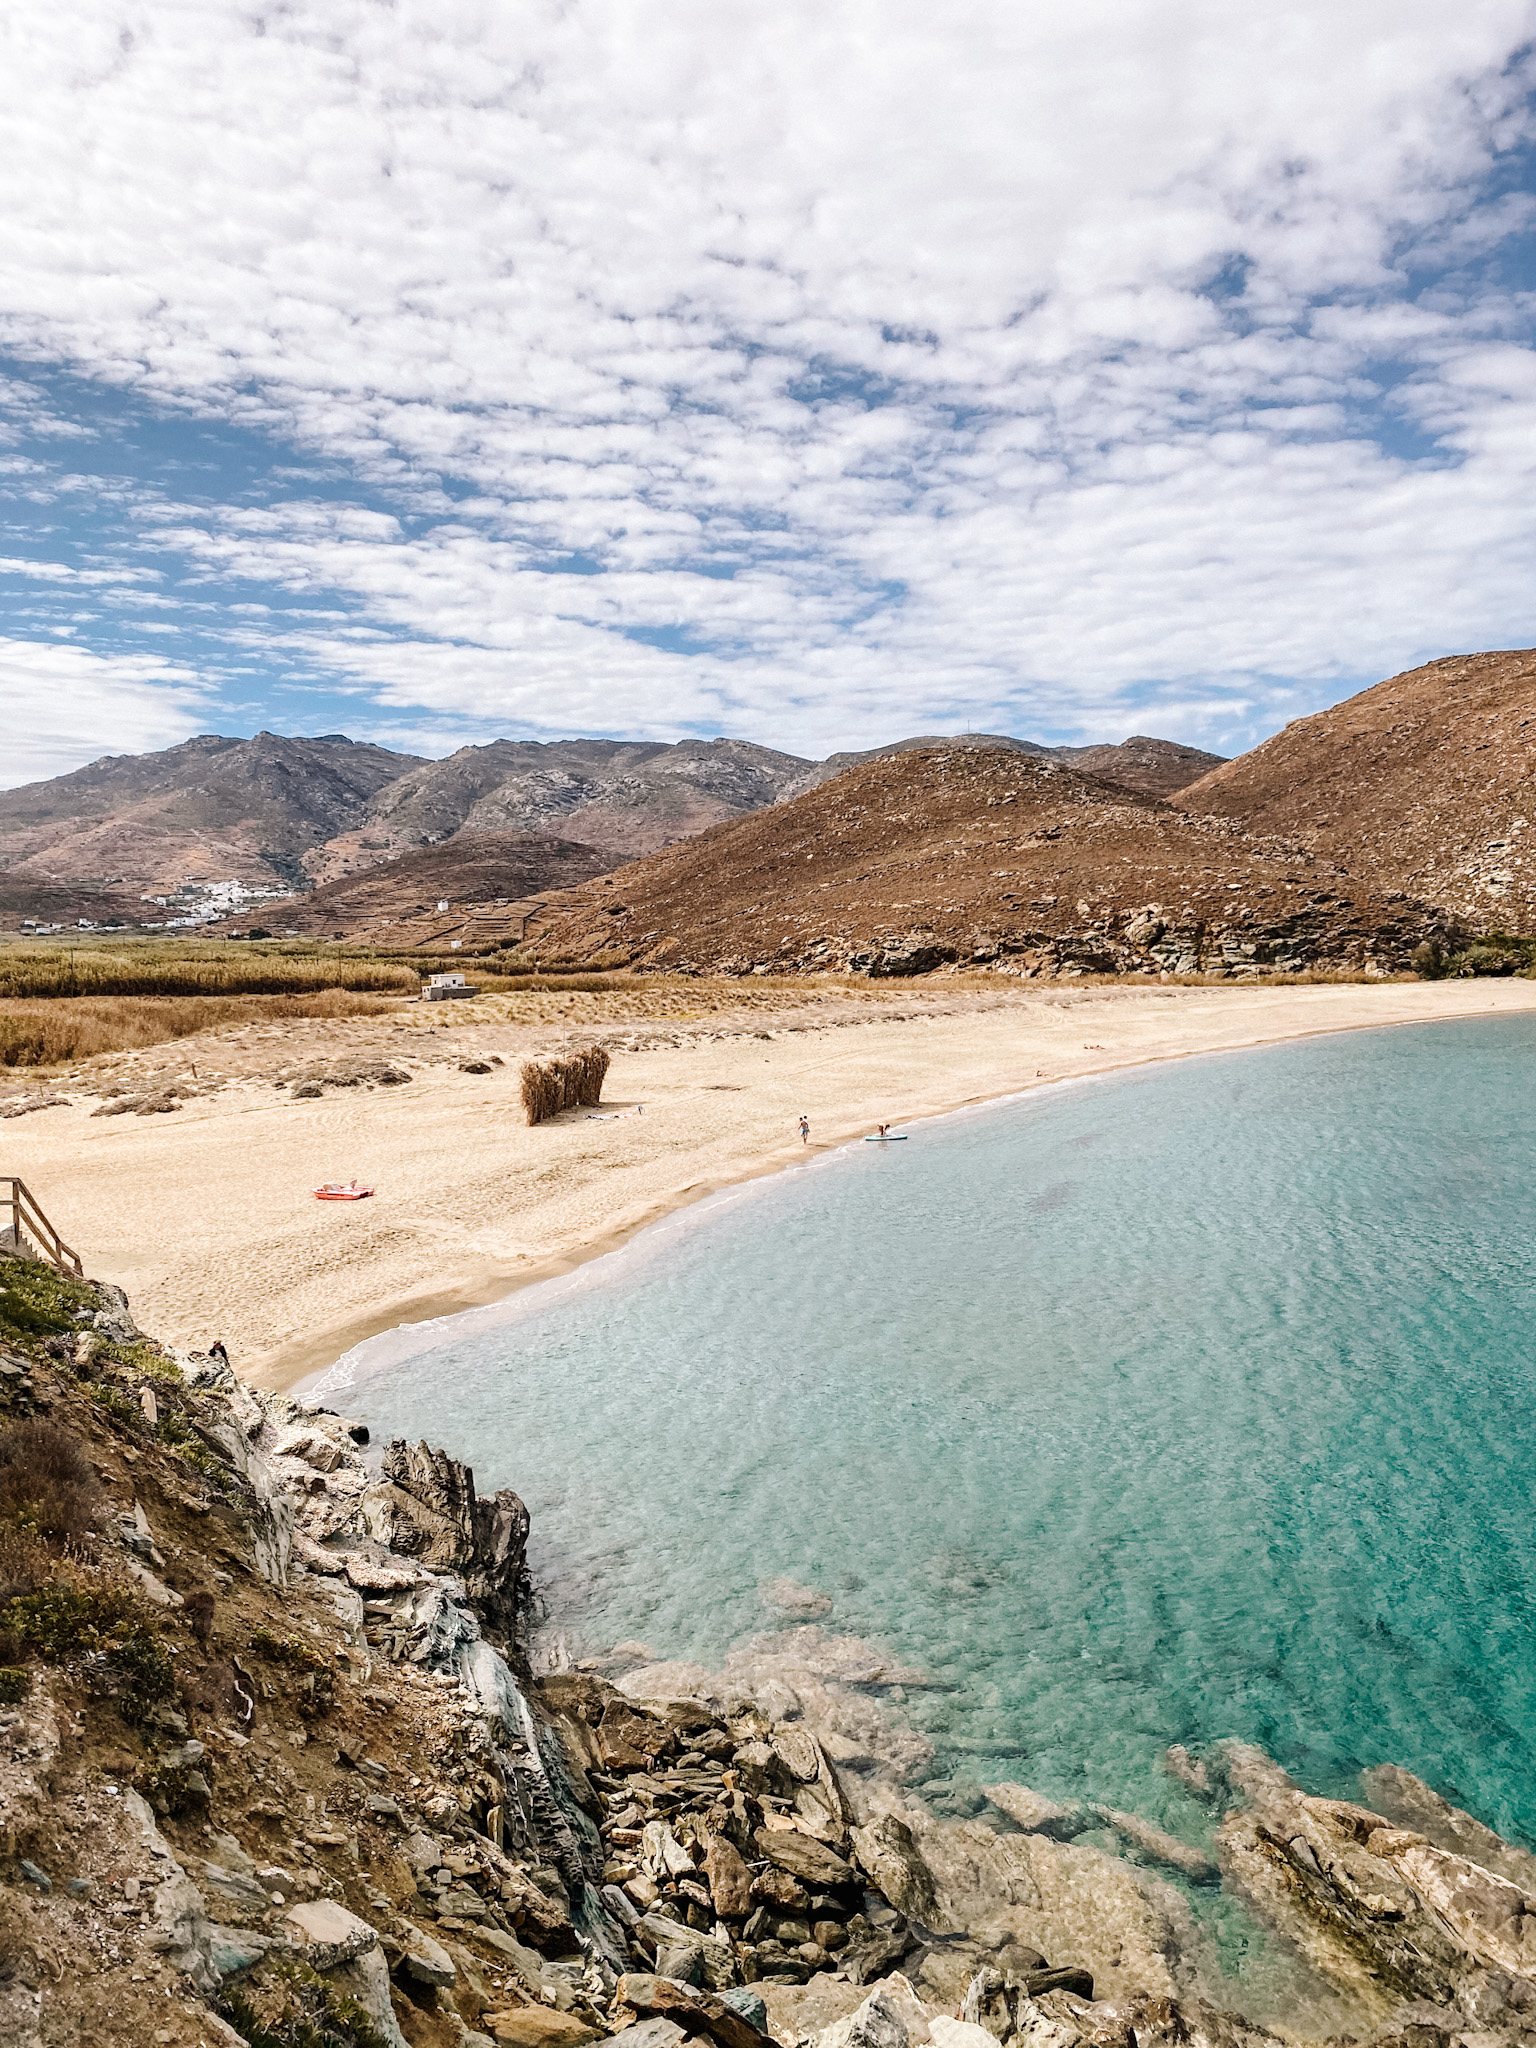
left=0, top=729, right=1222, bottom=925
left=5, top=651, right=1534, bottom=964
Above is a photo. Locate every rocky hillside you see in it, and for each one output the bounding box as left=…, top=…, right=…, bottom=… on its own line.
left=514, top=746, right=1452, bottom=979
left=0, top=734, right=425, bottom=902
left=311, top=742, right=818, bottom=884
left=1050, top=737, right=1226, bottom=800
left=0, top=873, right=148, bottom=932
left=1179, top=649, right=1536, bottom=932
left=804, top=737, right=1223, bottom=804
left=251, top=833, right=627, bottom=942
left=8, top=1252, right=1536, bottom=2047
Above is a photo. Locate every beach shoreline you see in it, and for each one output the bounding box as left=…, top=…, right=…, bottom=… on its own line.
left=9, top=976, right=1535, bottom=1391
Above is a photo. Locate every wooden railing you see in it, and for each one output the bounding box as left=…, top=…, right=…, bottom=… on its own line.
left=1, top=1178, right=83, bottom=1278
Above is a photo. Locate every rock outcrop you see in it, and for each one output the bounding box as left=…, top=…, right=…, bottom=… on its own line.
left=1213, top=1742, right=1536, bottom=2033
left=363, top=1436, right=531, bottom=1637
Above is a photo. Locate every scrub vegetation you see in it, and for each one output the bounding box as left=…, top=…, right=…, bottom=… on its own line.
left=1411, top=936, right=1536, bottom=978
left=0, top=990, right=405, bottom=1067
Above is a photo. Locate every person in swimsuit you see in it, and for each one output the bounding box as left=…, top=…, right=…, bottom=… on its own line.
left=798, top=1115, right=810, bottom=1143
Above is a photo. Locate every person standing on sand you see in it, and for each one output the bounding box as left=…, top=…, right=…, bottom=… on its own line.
left=209, top=1340, right=230, bottom=1368
left=798, top=1115, right=810, bottom=1143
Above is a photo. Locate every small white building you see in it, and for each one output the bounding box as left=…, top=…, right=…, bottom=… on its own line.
left=422, top=971, right=480, bottom=1002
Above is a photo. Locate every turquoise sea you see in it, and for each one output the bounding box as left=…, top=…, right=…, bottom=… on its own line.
left=315, top=1015, right=1536, bottom=1938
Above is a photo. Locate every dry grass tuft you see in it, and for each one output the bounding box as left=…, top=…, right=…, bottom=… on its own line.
left=520, top=1043, right=611, bottom=1124
left=0, top=1420, right=102, bottom=1544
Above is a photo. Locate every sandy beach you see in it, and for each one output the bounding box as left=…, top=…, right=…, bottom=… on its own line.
left=7, top=976, right=1535, bottom=1389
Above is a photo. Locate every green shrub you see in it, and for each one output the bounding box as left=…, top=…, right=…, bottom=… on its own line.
left=250, top=1626, right=334, bottom=1718
left=1460, top=944, right=1517, bottom=976
left=138, top=1754, right=211, bottom=1816
left=120, top=1342, right=183, bottom=1385
left=86, top=1381, right=144, bottom=1430
left=0, top=1665, right=29, bottom=1704
left=219, top=1964, right=395, bottom=2048
left=154, top=1410, right=232, bottom=1492
left=0, top=1257, right=99, bottom=1350
left=1, top=1577, right=176, bottom=1723
left=250, top=1626, right=327, bottom=1672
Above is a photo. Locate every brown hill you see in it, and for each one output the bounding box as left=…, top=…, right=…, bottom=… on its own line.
left=1052, top=735, right=1226, bottom=798
left=803, top=732, right=1050, bottom=782
left=0, top=732, right=423, bottom=898
left=517, top=745, right=1450, bottom=979
left=803, top=732, right=1224, bottom=801
left=0, top=875, right=147, bottom=933
left=1179, top=650, right=1536, bottom=932
left=255, top=829, right=625, bottom=942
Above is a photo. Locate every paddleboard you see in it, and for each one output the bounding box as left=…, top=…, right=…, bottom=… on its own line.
left=864, top=1135, right=908, bottom=1142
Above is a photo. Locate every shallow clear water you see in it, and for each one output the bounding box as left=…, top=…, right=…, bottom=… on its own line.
left=316, top=1015, right=1536, bottom=1884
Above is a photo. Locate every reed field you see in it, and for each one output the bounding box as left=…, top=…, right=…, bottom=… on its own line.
left=520, top=1045, right=611, bottom=1124
left=0, top=937, right=419, bottom=1001
left=0, top=991, right=405, bottom=1067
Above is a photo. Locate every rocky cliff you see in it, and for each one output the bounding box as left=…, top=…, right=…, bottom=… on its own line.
left=2, top=1251, right=1535, bottom=2048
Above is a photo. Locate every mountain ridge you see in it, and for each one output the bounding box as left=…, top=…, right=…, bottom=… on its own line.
left=0, top=728, right=1222, bottom=925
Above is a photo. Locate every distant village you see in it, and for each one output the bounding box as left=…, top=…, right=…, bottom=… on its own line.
left=19, top=876, right=294, bottom=936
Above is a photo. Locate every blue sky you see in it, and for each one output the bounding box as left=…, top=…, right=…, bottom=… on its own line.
left=3, top=0, right=1536, bottom=785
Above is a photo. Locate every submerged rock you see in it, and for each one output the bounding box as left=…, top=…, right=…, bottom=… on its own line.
left=1361, top=1764, right=1536, bottom=1893
left=1092, top=1807, right=1219, bottom=1884
left=1215, top=1742, right=1536, bottom=2034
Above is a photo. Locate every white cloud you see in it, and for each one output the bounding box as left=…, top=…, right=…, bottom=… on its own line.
left=0, top=555, right=156, bottom=585
left=0, top=637, right=215, bottom=786
left=0, top=0, right=1534, bottom=759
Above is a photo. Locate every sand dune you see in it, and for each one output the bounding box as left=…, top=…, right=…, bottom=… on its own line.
left=9, top=977, right=1534, bottom=1389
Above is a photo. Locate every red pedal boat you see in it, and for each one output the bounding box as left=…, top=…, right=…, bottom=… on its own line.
left=313, top=1182, right=374, bottom=1201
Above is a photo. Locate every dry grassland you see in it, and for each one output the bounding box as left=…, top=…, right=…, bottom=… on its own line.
left=0, top=937, right=418, bottom=1001
left=0, top=991, right=406, bottom=1068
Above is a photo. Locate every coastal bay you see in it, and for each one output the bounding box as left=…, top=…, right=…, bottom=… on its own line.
left=10, top=977, right=1536, bottom=1387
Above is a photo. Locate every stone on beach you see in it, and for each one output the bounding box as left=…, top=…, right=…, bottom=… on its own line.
left=754, top=1827, right=856, bottom=1888
left=704, top=1832, right=755, bottom=1918
left=486, top=2009, right=604, bottom=2048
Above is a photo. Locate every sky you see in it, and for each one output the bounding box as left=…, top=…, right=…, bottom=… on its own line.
left=2, top=1, right=1535, bottom=787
